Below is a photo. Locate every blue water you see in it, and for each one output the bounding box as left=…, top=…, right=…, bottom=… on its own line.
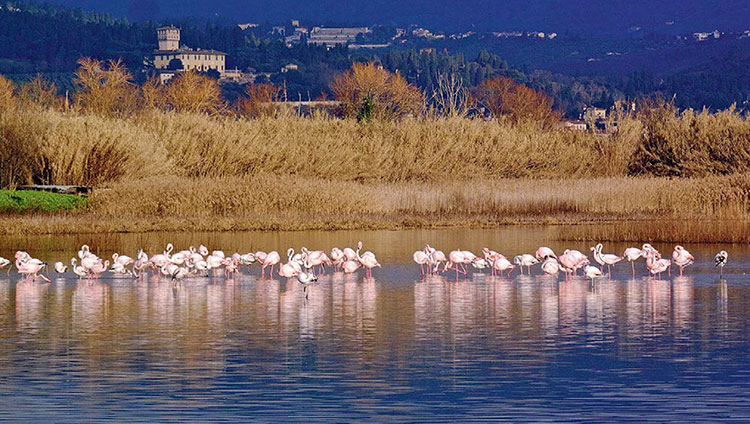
left=0, top=230, right=749, bottom=422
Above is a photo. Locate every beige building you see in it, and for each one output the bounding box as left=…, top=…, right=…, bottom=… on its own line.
left=153, top=26, right=227, bottom=80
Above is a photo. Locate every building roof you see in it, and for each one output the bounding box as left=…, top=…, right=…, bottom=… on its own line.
left=154, top=49, right=227, bottom=56
left=157, top=25, right=180, bottom=31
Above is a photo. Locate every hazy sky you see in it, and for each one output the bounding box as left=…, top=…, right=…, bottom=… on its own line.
left=45, top=0, right=750, bottom=33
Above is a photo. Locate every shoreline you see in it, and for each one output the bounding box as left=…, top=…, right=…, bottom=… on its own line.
left=1, top=214, right=748, bottom=244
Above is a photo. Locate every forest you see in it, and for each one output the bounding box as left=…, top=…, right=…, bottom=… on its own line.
left=0, top=0, right=748, bottom=118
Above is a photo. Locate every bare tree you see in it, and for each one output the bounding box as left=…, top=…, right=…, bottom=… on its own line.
left=430, top=71, right=473, bottom=118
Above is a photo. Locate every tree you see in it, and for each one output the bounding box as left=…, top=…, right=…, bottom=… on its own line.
left=330, top=62, right=423, bottom=120
left=235, top=83, right=280, bottom=118
left=165, top=70, right=224, bottom=114
left=73, top=58, right=139, bottom=117
left=472, top=76, right=560, bottom=127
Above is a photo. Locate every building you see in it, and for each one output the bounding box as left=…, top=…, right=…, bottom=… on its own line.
left=153, top=26, right=227, bottom=82
left=560, top=120, right=587, bottom=131
left=280, top=64, right=299, bottom=73
left=308, top=27, right=370, bottom=47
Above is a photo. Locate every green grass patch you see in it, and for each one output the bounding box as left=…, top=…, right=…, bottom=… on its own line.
left=0, top=190, right=87, bottom=214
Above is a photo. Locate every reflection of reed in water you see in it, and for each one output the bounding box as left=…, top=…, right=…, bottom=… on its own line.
left=15, top=280, right=48, bottom=332
left=672, top=277, right=694, bottom=332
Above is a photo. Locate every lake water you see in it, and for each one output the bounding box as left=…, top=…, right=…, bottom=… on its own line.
left=1, top=227, right=749, bottom=422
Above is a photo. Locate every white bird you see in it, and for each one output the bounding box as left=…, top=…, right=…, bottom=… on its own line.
left=541, top=258, right=560, bottom=275
left=623, top=247, right=643, bottom=277
left=513, top=254, right=539, bottom=275
left=53, top=262, right=68, bottom=274
left=584, top=265, right=603, bottom=280
left=296, top=268, right=318, bottom=299
left=0, top=256, right=10, bottom=269
left=714, top=250, right=728, bottom=277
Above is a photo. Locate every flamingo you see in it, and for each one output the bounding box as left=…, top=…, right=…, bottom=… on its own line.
left=623, top=247, right=643, bottom=277
left=262, top=251, right=281, bottom=278
left=342, top=260, right=361, bottom=274
left=357, top=249, right=380, bottom=278
left=444, top=250, right=469, bottom=280
left=645, top=248, right=670, bottom=279
left=585, top=265, right=603, bottom=280
left=302, top=247, right=331, bottom=275
left=492, top=256, right=514, bottom=278
left=297, top=261, right=318, bottom=299
left=471, top=257, right=489, bottom=271
left=429, top=250, right=447, bottom=274
left=330, top=248, right=345, bottom=271
left=71, top=258, right=88, bottom=278
left=513, top=254, right=539, bottom=275
left=591, top=243, right=622, bottom=274
left=16, top=256, right=49, bottom=282
left=54, top=262, right=68, bottom=274
left=535, top=247, right=557, bottom=261
left=715, top=251, right=728, bottom=277
left=89, top=260, right=109, bottom=280
left=0, top=256, right=10, bottom=270
left=672, top=245, right=694, bottom=276
left=541, top=258, right=560, bottom=275
left=199, top=245, right=209, bottom=256
left=413, top=249, right=430, bottom=276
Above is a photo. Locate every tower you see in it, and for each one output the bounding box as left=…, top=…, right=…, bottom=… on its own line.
left=157, top=26, right=180, bottom=51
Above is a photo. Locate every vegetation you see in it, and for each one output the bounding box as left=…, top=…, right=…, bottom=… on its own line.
left=1, top=1, right=748, bottom=119
left=0, top=190, right=87, bottom=213
left=0, top=60, right=749, bottom=241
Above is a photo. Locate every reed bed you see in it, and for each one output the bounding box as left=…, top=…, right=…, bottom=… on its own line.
left=0, top=175, right=748, bottom=242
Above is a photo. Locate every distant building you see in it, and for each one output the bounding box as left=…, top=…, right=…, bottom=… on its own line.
left=291, top=20, right=300, bottom=27
left=281, top=64, right=299, bottom=73
left=238, top=23, right=259, bottom=30
left=307, top=27, right=370, bottom=47
left=153, top=26, right=227, bottom=82
left=272, top=26, right=286, bottom=36
left=583, top=107, right=606, bottom=122
left=558, top=120, right=587, bottom=131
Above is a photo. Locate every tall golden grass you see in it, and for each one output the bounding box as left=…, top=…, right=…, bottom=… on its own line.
left=1, top=66, right=750, bottom=241
left=0, top=174, right=748, bottom=242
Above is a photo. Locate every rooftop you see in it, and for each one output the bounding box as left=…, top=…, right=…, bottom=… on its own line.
left=154, top=48, right=227, bottom=56
left=157, top=25, right=180, bottom=31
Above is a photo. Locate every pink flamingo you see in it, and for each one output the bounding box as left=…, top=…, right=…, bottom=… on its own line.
left=342, top=260, right=361, bottom=274
left=88, top=260, right=109, bottom=280
left=413, top=249, right=431, bottom=276
left=302, top=247, right=331, bottom=275
left=429, top=250, right=447, bottom=274
left=444, top=250, right=470, bottom=280
left=672, top=245, right=695, bottom=276
left=535, top=247, right=557, bottom=261
left=492, top=256, right=514, bottom=278
left=330, top=248, right=345, bottom=271
left=357, top=250, right=380, bottom=278
left=623, top=247, right=643, bottom=277
left=15, top=255, right=50, bottom=282
left=591, top=243, right=622, bottom=274
left=645, top=248, right=671, bottom=279
left=262, top=251, right=280, bottom=278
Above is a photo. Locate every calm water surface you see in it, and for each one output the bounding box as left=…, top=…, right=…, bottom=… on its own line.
left=1, top=227, right=749, bottom=422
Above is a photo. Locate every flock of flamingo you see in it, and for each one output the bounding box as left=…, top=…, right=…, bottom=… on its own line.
left=413, top=243, right=730, bottom=280
left=0, top=240, right=732, bottom=288
left=1, top=241, right=381, bottom=295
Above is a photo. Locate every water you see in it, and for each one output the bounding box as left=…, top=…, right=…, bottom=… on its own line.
left=1, top=227, right=749, bottom=422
